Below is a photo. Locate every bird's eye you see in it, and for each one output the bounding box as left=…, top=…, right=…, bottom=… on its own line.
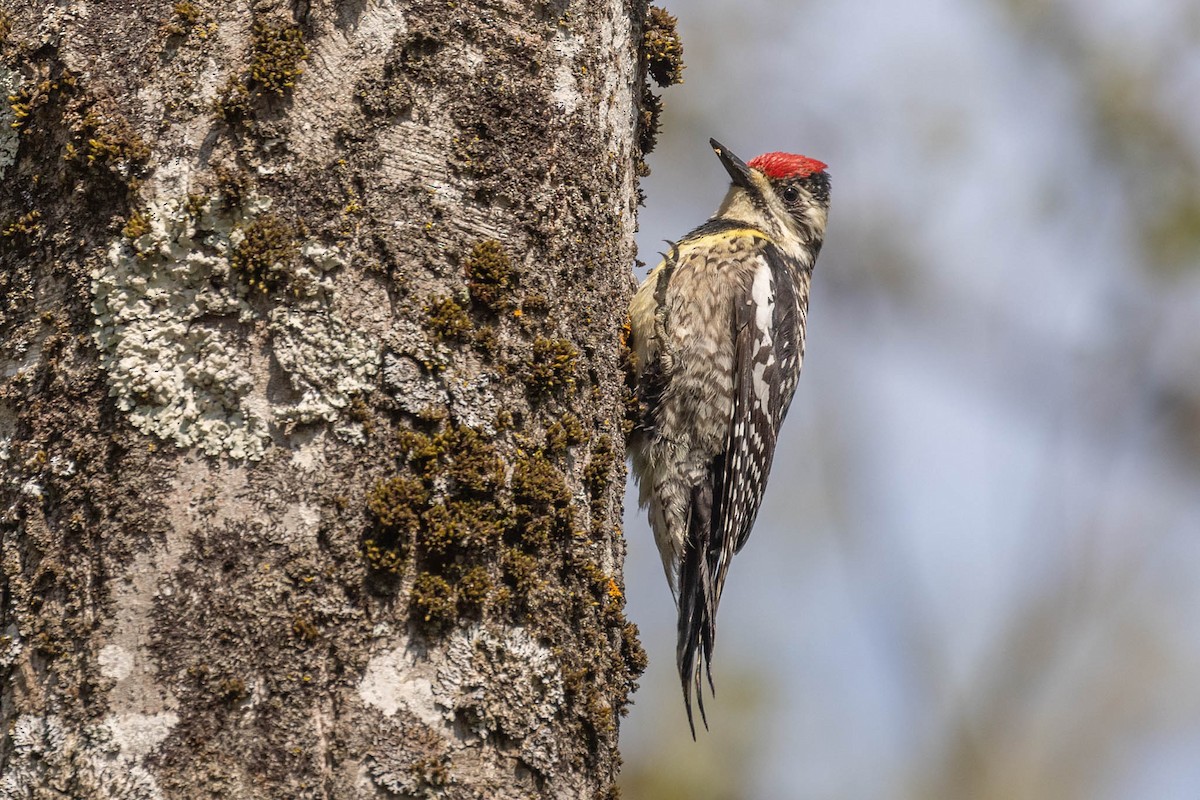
left=781, top=186, right=800, bottom=203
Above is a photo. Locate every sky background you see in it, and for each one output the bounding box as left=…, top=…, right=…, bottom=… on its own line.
left=618, top=2, right=1200, bottom=798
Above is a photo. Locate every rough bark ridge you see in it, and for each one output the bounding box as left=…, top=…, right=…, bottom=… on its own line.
left=0, top=1, right=648, bottom=797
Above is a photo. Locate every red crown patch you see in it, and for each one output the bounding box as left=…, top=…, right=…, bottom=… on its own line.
left=747, top=152, right=827, bottom=180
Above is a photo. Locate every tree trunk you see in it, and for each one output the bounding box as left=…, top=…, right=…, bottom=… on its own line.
left=0, top=1, right=650, bottom=796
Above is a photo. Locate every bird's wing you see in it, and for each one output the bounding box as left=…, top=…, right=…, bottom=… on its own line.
left=720, top=241, right=806, bottom=558
left=677, top=241, right=808, bottom=734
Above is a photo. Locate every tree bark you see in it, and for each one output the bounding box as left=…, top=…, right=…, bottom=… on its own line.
left=0, top=1, right=649, bottom=797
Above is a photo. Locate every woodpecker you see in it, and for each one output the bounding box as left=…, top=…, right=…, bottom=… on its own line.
left=627, top=138, right=830, bottom=733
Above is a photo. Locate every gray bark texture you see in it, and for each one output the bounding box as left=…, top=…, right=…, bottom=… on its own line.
left=0, top=0, right=655, bottom=797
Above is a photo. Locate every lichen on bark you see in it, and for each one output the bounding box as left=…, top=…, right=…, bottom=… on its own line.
left=93, top=191, right=378, bottom=459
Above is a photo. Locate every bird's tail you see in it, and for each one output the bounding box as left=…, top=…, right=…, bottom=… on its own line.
left=676, top=482, right=721, bottom=738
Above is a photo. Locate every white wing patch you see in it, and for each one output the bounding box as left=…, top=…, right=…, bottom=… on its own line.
left=750, top=258, right=775, bottom=345
left=749, top=259, right=775, bottom=410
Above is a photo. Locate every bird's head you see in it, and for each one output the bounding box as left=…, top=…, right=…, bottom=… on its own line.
left=710, top=138, right=830, bottom=265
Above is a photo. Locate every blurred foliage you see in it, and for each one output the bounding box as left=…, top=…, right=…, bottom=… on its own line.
left=619, top=665, right=771, bottom=800
left=1001, top=0, right=1200, bottom=276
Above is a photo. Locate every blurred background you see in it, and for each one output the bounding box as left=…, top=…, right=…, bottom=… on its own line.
left=618, top=1, right=1200, bottom=798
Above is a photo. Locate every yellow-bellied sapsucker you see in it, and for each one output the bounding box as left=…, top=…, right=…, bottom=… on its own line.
left=628, top=139, right=830, bottom=733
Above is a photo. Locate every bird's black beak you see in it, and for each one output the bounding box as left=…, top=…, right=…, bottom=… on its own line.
left=710, top=138, right=755, bottom=191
